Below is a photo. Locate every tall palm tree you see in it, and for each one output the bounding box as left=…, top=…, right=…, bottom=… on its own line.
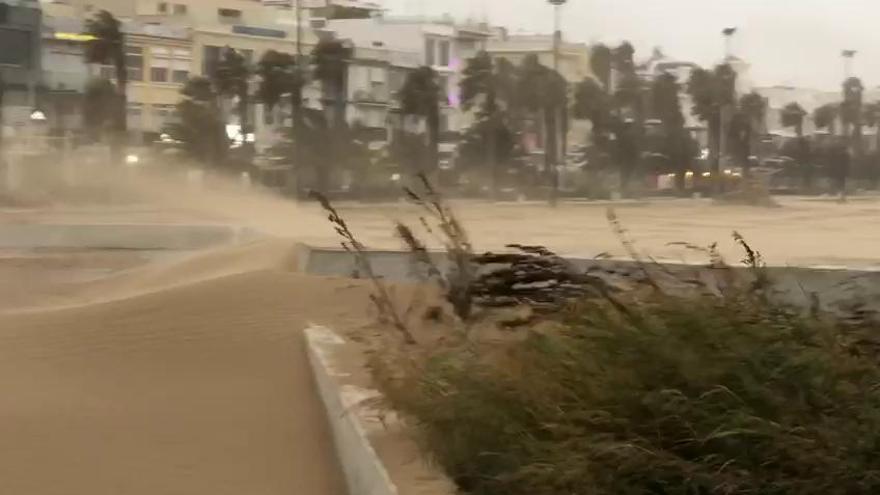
left=589, top=43, right=612, bottom=92
left=82, top=78, right=117, bottom=142
left=517, top=54, right=567, bottom=192
left=736, top=91, right=766, bottom=176
left=781, top=102, right=812, bottom=190
left=460, top=51, right=519, bottom=194
left=862, top=101, right=880, bottom=188
left=781, top=102, right=807, bottom=138
left=0, top=75, right=5, bottom=153
left=213, top=47, right=252, bottom=149
left=257, top=50, right=306, bottom=143
left=311, top=38, right=353, bottom=192
left=842, top=76, right=864, bottom=160
left=400, top=66, right=444, bottom=174
left=813, top=103, right=839, bottom=134
left=171, top=77, right=228, bottom=164
left=650, top=72, right=691, bottom=191
left=84, top=10, right=127, bottom=162
left=687, top=63, right=737, bottom=193
left=312, top=38, right=352, bottom=129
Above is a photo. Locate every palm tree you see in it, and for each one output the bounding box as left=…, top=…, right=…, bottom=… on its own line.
left=517, top=54, right=567, bottom=193
left=813, top=103, right=839, bottom=134
left=312, top=38, right=352, bottom=130
left=589, top=43, right=612, bottom=92
left=781, top=102, right=807, bottom=138
left=863, top=101, right=880, bottom=188
left=650, top=72, right=690, bottom=191
left=400, top=66, right=444, bottom=174
left=213, top=47, right=252, bottom=150
left=687, top=63, right=737, bottom=193
left=460, top=51, right=519, bottom=194
left=842, top=76, right=864, bottom=160
left=781, top=102, right=812, bottom=190
left=0, top=75, right=5, bottom=153
left=84, top=10, right=127, bottom=162
left=171, top=77, right=228, bottom=164
left=735, top=91, right=767, bottom=176
left=82, top=78, right=117, bottom=142
left=257, top=50, right=306, bottom=148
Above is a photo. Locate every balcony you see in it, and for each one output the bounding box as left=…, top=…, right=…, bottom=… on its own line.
left=42, top=70, right=88, bottom=93
left=351, top=88, right=389, bottom=105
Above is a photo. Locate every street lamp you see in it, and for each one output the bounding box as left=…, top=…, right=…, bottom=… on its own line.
left=722, top=27, right=737, bottom=59
left=548, top=0, right=567, bottom=206
left=842, top=49, right=857, bottom=80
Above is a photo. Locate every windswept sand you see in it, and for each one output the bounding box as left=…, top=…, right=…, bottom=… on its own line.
left=6, top=164, right=880, bottom=494
left=0, top=240, right=374, bottom=495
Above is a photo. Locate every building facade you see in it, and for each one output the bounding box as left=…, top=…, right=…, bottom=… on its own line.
left=0, top=0, right=42, bottom=134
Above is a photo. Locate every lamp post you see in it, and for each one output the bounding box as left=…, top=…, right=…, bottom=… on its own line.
left=718, top=27, right=737, bottom=195
left=548, top=0, right=566, bottom=206
left=842, top=49, right=856, bottom=80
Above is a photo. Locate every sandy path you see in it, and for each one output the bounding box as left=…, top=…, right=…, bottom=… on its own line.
left=0, top=262, right=371, bottom=495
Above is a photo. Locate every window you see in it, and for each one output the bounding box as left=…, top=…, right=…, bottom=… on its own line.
left=157, top=1, right=167, bottom=13
left=218, top=8, right=242, bottom=20
left=203, top=45, right=221, bottom=76
left=126, top=46, right=144, bottom=81
left=152, top=104, right=175, bottom=129
left=439, top=113, right=450, bottom=133
left=438, top=40, right=450, bottom=67
left=127, top=103, right=143, bottom=128
left=0, top=28, right=32, bottom=67
left=151, top=67, right=168, bottom=82
left=150, top=47, right=170, bottom=82
left=425, top=38, right=435, bottom=66
left=173, top=3, right=187, bottom=15
left=151, top=46, right=190, bottom=83
left=171, top=48, right=191, bottom=83
left=99, top=65, right=115, bottom=80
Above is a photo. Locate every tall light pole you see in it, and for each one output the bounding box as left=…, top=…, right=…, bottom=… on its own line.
left=718, top=27, right=737, bottom=194
left=842, top=49, right=856, bottom=80
left=548, top=0, right=566, bottom=206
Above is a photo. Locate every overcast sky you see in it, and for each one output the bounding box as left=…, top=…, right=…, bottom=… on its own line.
left=381, top=0, right=880, bottom=91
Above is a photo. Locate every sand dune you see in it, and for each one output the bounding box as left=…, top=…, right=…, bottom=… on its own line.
left=0, top=240, right=375, bottom=495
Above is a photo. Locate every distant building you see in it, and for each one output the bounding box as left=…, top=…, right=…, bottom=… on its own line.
left=330, top=15, right=492, bottom=137
left=0, top=0, right=43, bottom=133
left=486, top=29, right=591, bottom=84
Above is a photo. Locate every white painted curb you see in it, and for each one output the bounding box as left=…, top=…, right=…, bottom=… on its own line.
left=305, top=325, right=399, bottom=495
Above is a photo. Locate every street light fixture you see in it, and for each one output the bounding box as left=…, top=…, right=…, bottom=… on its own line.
left=842, top=49, right=857, bottom=79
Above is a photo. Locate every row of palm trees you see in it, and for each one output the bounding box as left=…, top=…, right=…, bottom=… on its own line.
left=77, top=9, right=871, bottom=196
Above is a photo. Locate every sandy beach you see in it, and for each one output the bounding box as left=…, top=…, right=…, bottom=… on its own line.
left=5, top=168, right=880, bottom=494
left=0, top=238, right=374, bottom=495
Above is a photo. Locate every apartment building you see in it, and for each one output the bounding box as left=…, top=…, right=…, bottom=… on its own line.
left=486, top=31, right=591, bottom=84
left=330, top=15, right=492, bottom=137
left=0, top=0, right=42, bottom=132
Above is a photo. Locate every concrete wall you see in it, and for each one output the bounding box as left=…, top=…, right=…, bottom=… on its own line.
left=296, top=244, right=880, bottom=312
left=0, top=224, right=258, bottom=250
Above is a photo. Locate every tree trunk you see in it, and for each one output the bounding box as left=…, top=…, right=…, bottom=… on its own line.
left=238, top=86, right=251, bottom=158
left=114, top=55, right=128, bottom=166
left=544, top=105, right=558, bottom=205
left=290, top=85, right=303, bottom=197
left=708, top=118, right=721, bottom=196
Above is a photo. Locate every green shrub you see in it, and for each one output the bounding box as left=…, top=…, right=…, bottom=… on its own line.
left=383, top=283, right=880, bottom=494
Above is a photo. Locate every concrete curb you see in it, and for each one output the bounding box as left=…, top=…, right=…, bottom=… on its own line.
left=305, top=325, right=399, bottom=495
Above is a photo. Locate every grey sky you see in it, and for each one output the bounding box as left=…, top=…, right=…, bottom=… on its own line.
left=381, top=0, right=880, bottom=91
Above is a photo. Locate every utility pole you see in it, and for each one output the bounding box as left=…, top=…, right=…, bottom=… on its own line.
left=548, top=0, right=566, bottom=206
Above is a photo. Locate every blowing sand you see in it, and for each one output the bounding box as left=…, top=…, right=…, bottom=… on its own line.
left=6, top=164, right=880, bottom=495
left=0, top=239, right=375, bottom=495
